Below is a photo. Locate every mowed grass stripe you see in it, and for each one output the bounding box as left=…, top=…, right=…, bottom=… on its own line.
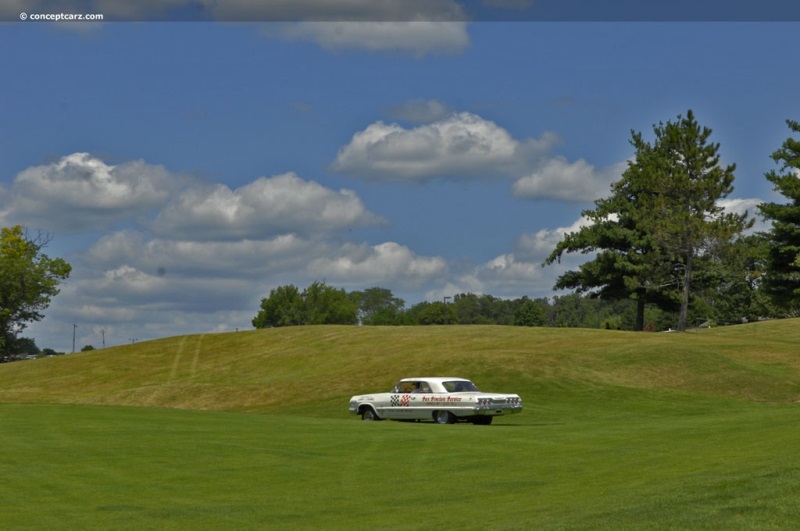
left=2, top=401, right=800, bottom=529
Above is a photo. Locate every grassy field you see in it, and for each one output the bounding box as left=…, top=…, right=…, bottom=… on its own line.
left=2, top=321, right=800, bottom=529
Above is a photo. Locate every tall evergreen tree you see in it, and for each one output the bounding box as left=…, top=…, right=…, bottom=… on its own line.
left=758, top=119, right=800, bottom=315
left=633, top=110, right=751, bottom=330
left=545, top=111, right=750, bottom=331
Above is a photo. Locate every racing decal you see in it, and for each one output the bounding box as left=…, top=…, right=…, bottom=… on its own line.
left=422, top=396, right=462, bottom=403
left=390, top=394, right=412, bottom=407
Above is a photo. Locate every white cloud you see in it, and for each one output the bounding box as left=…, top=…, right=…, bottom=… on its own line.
left=309, top=241, right=448, bottom=288
left=718, top=197, right=768, bottom=233
left=426, top=214, right=606, bottom=301
left=512, top=157, right=627, bottom=202
left=3, top=153, right=179, bottom=232
left=276, top=21, right=469, bottom=55
left=514, top=216, right=596, bottom=262
left=475, top=253, right=546, bottom=287
left=84, top=230, right=324, bottom=278
left=718, top=197, right=762, bottom=217
left=11, top=1, right=471, bottom=54
left=331, top=112, right=557, bottom=182
left=426, top=253, right=550, bottom=302
left=151, top=172, right=385, bottom=240
left=212, top=0, right=470, bottom=55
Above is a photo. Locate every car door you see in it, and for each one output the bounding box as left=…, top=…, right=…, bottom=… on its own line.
left=380, top=380, right=418, bottom=419
left=385, top=380, right=437, bottom=420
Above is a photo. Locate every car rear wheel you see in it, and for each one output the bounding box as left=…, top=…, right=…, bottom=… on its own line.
left=434, top=410, right=455, bottom=424
left=361, top=408, right=380, bottom=421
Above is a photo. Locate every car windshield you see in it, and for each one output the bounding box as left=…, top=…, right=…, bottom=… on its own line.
left=443, top=380, right=479, bottom=393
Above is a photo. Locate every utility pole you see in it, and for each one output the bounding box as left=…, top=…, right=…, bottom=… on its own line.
left=72, top=324, right=77, bottom=353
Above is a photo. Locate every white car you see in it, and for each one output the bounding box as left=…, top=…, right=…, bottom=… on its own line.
left=348, top=377, right=522, bottom=425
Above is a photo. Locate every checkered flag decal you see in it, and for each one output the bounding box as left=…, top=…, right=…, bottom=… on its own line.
left=390, top=395, right=411, bottom=407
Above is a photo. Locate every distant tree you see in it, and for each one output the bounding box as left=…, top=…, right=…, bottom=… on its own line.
left=0, top=226, right=71, bottom=355
left=81, top=345, right=95, bottom=352
left=417, top=302, right=459, bottom=325
left=758, top=119, right=800, bottom=315
left=513, top=297, right=545, bottom=326
left=302, top=281, right=358, bottom=325
left=252, top=284, right=303, bottom=328
left=252, top=281, right=358, bottom=328
left=7, top=336, right=39, bottom=357
left=350, top=287, right=405, bottom=325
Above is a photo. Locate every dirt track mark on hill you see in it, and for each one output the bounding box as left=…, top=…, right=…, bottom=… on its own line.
left=191, top=335, right=204, bottom=377
left=169, top=335, right=205, bottom=380
left=170, top=336, right=187, bottom=381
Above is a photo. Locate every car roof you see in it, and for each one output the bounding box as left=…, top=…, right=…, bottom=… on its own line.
left=399, top=377, right=470, bottom=383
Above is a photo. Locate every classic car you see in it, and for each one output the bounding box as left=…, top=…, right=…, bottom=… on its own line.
left=348, top=377, right=522, bottom=425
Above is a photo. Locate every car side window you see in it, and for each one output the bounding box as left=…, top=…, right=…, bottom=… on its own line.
left=444, top=380, right=479, bottom=392
left=412, top=381, right=432, bottom=393
left=393, top=381, right=417, bottom=393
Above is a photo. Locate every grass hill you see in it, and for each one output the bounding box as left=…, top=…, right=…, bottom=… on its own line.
left=3, top=320, right=800, bottom=529
left=2, top=320, right=800, bottom=414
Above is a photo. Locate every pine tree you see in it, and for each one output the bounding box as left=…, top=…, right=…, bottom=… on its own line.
left=545, top=111, right=751, bottom=331
left=758, top=119, right=800, bottom=314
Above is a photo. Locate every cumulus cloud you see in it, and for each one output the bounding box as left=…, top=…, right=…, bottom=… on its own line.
left=2, top=153, right=179, bottom=232
left=514, top=216, right=596, bottom=262
left=151, top=172, right=384, bottom=240
left=426, top=252, right=550, bottom=302
left=512, top=157, right=628, bottom=202
left=10, top=1, right=470, bottom=55
left=82, top=265, right=254, bottom=312
left=276, top=21, right=469, bottom=55
left=426, top=214, right=605, bottom=301
left=331, top=112, right=558, bottom=182
left=473, top=253, right=546, bottom=288
left=84, top=230, right=323, bottom=278
left=309, top=241, right=448, bottom=288
left=718, top=197, right=768, bottom=233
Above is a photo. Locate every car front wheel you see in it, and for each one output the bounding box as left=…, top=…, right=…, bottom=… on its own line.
left=434, top=410, right=455, bottom=424
left=361, top=408, right=380, bottom=421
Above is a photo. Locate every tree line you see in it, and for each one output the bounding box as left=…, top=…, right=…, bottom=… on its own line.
left=2, top=112, right=800, bottom=358
left=254, top=112, right=800, bottom=332
left=251, top=279, right=781, bottom=332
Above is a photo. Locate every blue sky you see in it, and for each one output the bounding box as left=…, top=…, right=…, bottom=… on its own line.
left=2, top=2, right=799, bottom=351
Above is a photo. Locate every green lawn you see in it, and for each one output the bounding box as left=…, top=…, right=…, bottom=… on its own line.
left=3, top=395, right=800, bottom=529
left=2, top=322, right=800, bottom=529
